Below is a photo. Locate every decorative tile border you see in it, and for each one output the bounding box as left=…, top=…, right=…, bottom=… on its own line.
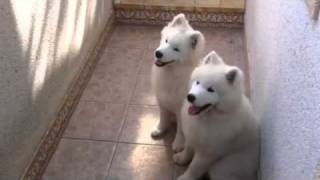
left=21, top=15, right=115, bottom=180
left=115, top=9, right=244, bottom=28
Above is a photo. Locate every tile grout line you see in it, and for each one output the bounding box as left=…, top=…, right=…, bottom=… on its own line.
left=62, top=136, right=169, bottom=147
left=140, top=22, right=176, bottom=180
left=80, top=99, right=158, bottom=108
left=145, top=34, right=176, bottom=180
left=127, top=103, right=158, bottom=107
left=105, top=47, right=149, bottom=179
left=116, top=48, right=148, bottom=142
left=79, top=100, right=127, bottom=105
left=103, top=46, right=145, bottom=51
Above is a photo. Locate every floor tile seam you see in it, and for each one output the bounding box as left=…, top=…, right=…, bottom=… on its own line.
left=78, top=99, right=126, bottom=105
left=79, top=62, right=152, bottom=105
left=63, top=136, right=168, bottom=147
left=127, top=103, right=158, bottom=108
left=116, top=48, right=148, bottom=142
left=104, top=87, right=133, bottom=179
left=105, top=48, right=148, bottom=179
left=107, top=143, right=119, bottom=179
left=138, top=48, right=151, bottom=74
left=141, top=43, right=175, bottom=180
left=62, top=101, right=127, bottom=139
left=103, top=46, right=145, bottom=52
left=69, top=33, right=144, bottom=180
left=59, top=135, right=119, bottom=173
left=105, top=143, right=119, bottom=179
left=62, top=136, right=117, bottom=144
left=126, top=48, right=150, bottom=107
left=131, top=48, right=160, bottom=108
left=113, top=50, right=146, bottom=143
left=120, top=140, right=168, bottom=147
left=117, top=141, right=168, bottom=147
left=78, top=99, right=129, bottom=104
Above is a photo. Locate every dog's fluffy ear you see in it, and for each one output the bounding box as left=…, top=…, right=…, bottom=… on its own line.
left=201, top=51, right=224, bottom=65
left=226, top=67, right=239, bottom=84
left=190, top=31, right=204, bottom=49
left=169, top=13, right=188, bottom=27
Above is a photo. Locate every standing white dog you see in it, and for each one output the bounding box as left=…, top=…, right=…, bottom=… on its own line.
left=151, top=14, right=205, bottom=152
left=174, top=51, right=259, bottom=180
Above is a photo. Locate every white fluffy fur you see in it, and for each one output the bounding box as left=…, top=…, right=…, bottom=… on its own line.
left=174, top=51, right=260, bottom=180
left=151, top=14, right=205, bottom=152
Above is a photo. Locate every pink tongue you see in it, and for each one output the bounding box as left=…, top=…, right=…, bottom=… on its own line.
left=188, top=105, right=201, bottom=115
left=155, top=60, right=163, bottom=66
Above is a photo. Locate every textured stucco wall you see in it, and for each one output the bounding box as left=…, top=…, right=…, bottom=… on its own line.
left=0, top=0, right=113, bottom=179
left=245, top=0, right=320, bottom=180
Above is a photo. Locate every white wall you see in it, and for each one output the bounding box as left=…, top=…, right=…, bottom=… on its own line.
left=246, top=0, right=320, bottom=179
left=0, top=0, right=113, bottom=179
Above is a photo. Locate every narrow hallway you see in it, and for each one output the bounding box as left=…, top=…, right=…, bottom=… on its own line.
left=43, top=24, right=247, bottom=180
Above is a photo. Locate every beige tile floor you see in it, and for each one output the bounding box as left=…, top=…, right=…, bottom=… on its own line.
left=43, top=24, right=247, bottom=180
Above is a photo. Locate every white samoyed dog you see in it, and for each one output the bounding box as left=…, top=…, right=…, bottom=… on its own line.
left=174, top=51, right=260, bottom=180
left=151, top=14, right=205, bottom=152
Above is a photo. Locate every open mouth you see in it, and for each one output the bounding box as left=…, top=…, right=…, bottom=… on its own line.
left=188, top=104, right=211, bottom=115
left=155, top=60, right=174, bottom=67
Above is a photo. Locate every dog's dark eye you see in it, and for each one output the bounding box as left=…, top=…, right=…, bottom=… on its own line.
left=165, top=39, right=168, bottom=43
left=207, top=87, right=215, bottom=92
left=173, top=47, right=180, bottom=52
left=196, top=81, right=200, bottom=85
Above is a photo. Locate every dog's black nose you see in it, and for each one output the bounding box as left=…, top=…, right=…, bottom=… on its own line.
left=155, top=51, right=163, bottom=58
left=187, top=94, right=196, bottom=103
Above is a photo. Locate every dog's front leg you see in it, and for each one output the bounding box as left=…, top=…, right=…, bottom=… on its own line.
left=151, top=106, right=171, bottom=138
left=172, top=114, right=185, bottom=153
left=173, top=145, right=193, bottom=165
left=177, top=153, right=212, bottom=180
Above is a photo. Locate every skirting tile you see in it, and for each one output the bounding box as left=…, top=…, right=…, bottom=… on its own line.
left=21, top=15, right=115, bottom=180
left=115, top=9, right=244, bottom=28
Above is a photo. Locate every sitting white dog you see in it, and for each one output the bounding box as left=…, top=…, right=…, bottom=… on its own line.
left=151, top=14, right=205, bottom=152
left=174, top=51, right=260, bottom=180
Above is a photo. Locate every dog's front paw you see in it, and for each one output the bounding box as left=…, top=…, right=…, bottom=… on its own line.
left=151, top=127, right=166, bottom=139
left=173, top=152, right=189, bottom=166
left=177, top=174, right=193, bottom=180
left=172, top=138, right=184, bottom=153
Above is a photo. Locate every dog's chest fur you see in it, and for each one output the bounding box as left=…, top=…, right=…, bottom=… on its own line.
left=181, top=105, right=246, bottom=153
left=152, top=63, right=195, bottom=114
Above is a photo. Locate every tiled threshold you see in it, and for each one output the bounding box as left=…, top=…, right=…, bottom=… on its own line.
left=114, top=0, right=245, bottom=27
